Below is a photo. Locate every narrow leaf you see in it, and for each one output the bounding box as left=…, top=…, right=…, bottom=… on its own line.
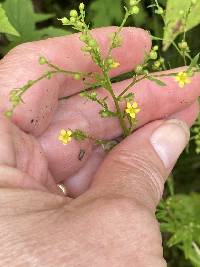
left=148, top=76, right=166, bottom=86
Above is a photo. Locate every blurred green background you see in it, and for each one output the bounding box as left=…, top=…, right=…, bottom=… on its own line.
left=0, top=0, right=200, bottom=266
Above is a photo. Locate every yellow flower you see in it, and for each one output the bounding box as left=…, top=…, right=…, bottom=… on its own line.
left=58, top=129, right=72, bottom=145
left=125, top=102, right=140, bottom=119
left=111, top=62, right=120, bottom=68
left=175, top=72, right=191, bottom=88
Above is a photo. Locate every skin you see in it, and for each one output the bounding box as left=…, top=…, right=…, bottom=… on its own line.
left=0, top=27, right=199, bottom=266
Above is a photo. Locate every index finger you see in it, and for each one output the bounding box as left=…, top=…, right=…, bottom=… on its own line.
left=0, top=27, right=151, bottom=136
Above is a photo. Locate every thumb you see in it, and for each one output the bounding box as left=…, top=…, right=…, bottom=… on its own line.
left=87, top=119, right=190, bottom=210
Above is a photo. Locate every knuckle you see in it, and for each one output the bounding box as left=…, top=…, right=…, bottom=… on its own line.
left=112, top=149, right=165, bottom=202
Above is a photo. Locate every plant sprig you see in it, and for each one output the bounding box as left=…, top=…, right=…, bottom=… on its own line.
left=5, top=0, right=200, bottom=151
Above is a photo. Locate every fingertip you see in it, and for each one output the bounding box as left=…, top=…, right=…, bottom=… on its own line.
left=111, top=27, right=152, bottom=74
left=125, top=27, right=152, bottom=52
left=169, top=101, right=199, bottom=127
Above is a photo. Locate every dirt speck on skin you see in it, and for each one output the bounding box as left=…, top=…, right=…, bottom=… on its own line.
left=78, top=149, right=86, bottom=161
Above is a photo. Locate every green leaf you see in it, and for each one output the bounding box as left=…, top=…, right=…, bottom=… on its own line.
left=89, top=0, right=123, bottom=27
left=157, top=193, right=200, bottom=267
left=2, top=0, right=68, bottom=49
left=147, top=76, right=166, bottom=86
left=0, top=4, right=19, bottom=36
left=3, top=0, right=37, bottom=42
left=163, top=0, right=200, bottom=50
left=187, top=53, right=200, bottom=72
left=33, top=13, right=55, bottom=23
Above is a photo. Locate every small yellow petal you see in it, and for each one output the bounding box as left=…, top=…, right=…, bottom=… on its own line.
left=67, top=130, right=72, bottom=136
left=113, top=62, right=120, bottom=68
left=60, top=129, right=66, bottom=136
left=127, top=102, right=131, bottom=108
left=132, top=102, right=138, bottom=108
left=130, top=113, right=136, bottom=119
left=68, top=136, right=72, bottom=142
left=58, top=136, right=64, bottom=141
left=178, top=72, right=184, bottom=77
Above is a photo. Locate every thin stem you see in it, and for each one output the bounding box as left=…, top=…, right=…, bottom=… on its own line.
left=118, top=74, right=148, bottom=98
left=20, top=69, right=84, bottom=95
left=46, top=61, right=89, bottom=77
left=107, top=8, right=130, bottom=58
left=104, top=71, right=128, bottom=137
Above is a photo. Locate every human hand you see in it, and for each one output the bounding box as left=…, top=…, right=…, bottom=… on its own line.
left=0, top=27, right=199, bottom=266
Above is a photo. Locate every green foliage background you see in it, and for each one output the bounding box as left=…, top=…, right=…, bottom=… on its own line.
left=0, top=0, right=200, bottom=266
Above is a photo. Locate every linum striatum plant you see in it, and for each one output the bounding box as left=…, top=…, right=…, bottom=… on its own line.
left=4, top=0, right=200, bottom=150
left=3, top=0, right=200, bottom=265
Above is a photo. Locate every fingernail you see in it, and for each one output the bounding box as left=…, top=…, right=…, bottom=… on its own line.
left=150, top=119, right=190, bottom=169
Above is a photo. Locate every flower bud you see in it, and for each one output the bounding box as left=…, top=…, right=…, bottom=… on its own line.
left=88, top=39, right=97, bottom=48
left=4, top=110, right=13, bottom=118
left=81, top=46, right=92, bottom=52
left=70, top=17, right=76, bottom=23
left=80, top=92, right=87, bottom=97
left=153, top=60, right=161, bottom=69
left=80, top=34, right=88, bottom=42
left=79, top=3, right=85, bottom=10
left=59, top=17, right=69, bottom=25
left=178, top=41, right=188, bottom=50
left=39, top=56, right=47, bottom=65
left=135, top=65, right=143, bottom=74
left=77, top=21, right=83, bottom=28
left=74, top=73, right=82, bottom=80
left=130, top=6, right=140, bottom=15
left=155, top=7, right=164, bottom=15
left=10, top=95, right=20, bottom=103
left=70, top=10, right=78, bottom=18
left=150, top=51, right=158, bottom=60
left=100, top=110, right=109, bottom=118
left=90, top=92, right=97, bottom=99
left=107, top=58, right=114, bottom=65
left=129, top=0, right=137, bottom=6
left=143, top=70, right=149, bottom=75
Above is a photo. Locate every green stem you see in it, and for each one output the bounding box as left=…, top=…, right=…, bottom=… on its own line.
left=107, top=8, right=130, bottom=58
left=103, top=71, right=128, bottom=137
left=118, top=74, right=148, bottom=98
left=20, top=69, right=82, bottom=95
